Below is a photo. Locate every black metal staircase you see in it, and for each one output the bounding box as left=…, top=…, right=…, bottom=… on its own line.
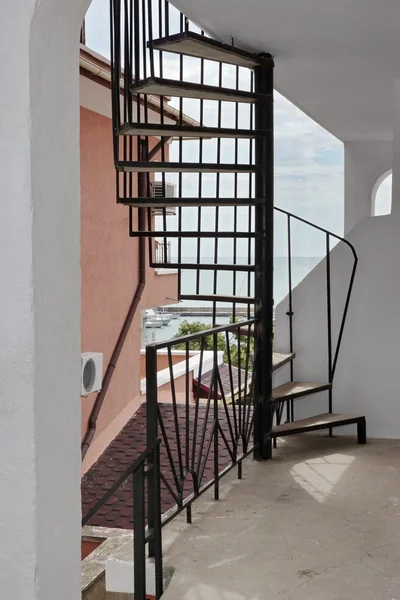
left=103, top=1, right=366, bottom=597
left=110, top=0, right=365, bottom=451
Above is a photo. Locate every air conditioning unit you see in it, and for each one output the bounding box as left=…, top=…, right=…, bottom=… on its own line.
left=152, top=181, right=176, bottom=216
left=81, top=352, right=103, bottom=396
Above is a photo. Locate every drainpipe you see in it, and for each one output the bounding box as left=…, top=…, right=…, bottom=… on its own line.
left=81, top=173, right=147, bottom=460
left=81, top=138, right=169, bottom=460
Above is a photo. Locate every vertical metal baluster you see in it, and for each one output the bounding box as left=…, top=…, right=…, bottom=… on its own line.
left=113, top=0, right=122, bottom=133
left=185, top=341, right=190, bottom=473
left=152, top=443, right=163, bottom=599
left=237, top=323, right=244, bottom=478
left=238, top=326, right=242, bottom=441
left=177, top=12, right=184, bottom=297
left=133, top=462, right=146, bottom=600
left=196, top=359, right=216, bottom=484
left=133, top=0, right=141, bottom=237
left=141, top=0, right=147, bottom=79
left=213, top=332, right=219, bottom=500
left=123, top=0, right=128, bottom=228
left=213, top=62, right=223, bottom=325
left=123, top=0, right=130, bottom=124
left=165, top=0, right=169, bottom=36
left=141, top=0, right=151, bottom=223
left=225, top=330, right=239, bottom=442
left=167, top=347, right=184, bottom=482
left=147, top=0, right=154, bottom=78
left=244, top=322, right=256, bottom=446
left=127, top=0, right=134, bottom=205
left=196, top=48, right=205, bottom=295
left=157, top=0, right=168, bottom=265
left=241, top=325, right=250, bottom=453
left=146, top=345, right=158, bottom=558
left=191, top=337, right=205, bottom=491
left=243, top=324, right=252, bottom=440
left=326, top=234, right=333, bottom=436
left=287, top=214, right=294, bottom=423
left=232, top=66, right=239, bottom=323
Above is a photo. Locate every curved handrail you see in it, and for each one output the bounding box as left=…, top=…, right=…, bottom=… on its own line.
left=274, top=206, right=358, bottom=261
left=274, top=206, right=358, bottom=400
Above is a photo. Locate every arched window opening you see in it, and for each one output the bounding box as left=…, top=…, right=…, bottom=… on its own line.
left=372, top=171, right=392, bottom=216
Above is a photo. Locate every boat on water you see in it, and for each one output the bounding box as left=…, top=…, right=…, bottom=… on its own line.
left=156, top=307, right=180, bottom=320
left=144, top=317, right=164, bottom=329
left=145, top=309, right=171, bottom=327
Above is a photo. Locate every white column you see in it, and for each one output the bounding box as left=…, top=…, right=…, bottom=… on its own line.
left=0, top=1, right=89, bottom=598
left=344, top=141, right=392, bottom=233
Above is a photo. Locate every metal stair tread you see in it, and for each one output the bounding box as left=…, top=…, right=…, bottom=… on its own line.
left=149, top=31, right=273, bottom=69
left=119, top=122, right=270, bottom=139
left=130, top=76, right=267, bottom=103
left=179, top=294, right=254, bottom=304
left=152, top=263, right=256, bottom=272
left=272, top=381, right=332, bottom=402
left=117, top=161, right=256, bottom=173
left=273, top=352, right=295, bottom=371
left=118, top=197, right=264, bottom=208
left=129, top=230, right=259, bottom=239
left=272, top=413, right=364, bottom=436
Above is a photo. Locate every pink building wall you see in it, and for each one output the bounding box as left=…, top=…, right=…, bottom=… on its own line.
left=80, top=107, right=178, bottom=471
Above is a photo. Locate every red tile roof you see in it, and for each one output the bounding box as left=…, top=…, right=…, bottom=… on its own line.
left=81, top=402, right=247, bottom=530
left=193, top=363, right=250, bottom=399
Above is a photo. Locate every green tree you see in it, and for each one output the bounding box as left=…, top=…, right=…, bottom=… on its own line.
left=173, top=319, right=254, bottom=370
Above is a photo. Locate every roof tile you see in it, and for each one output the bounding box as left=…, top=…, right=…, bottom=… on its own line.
left=82, top=402, right=251, bottom=529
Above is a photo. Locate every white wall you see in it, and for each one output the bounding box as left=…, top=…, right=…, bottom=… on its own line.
left=275, top=85, right=400, bottom=439
left=392, top=81, right=400, bottom=213
left=344, top=141, right=393, bottom=233
left=0, top=0, right=90, bottom=598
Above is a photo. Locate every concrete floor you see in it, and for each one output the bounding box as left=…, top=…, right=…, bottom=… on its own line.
left=162, top=435, right=400, bottom=600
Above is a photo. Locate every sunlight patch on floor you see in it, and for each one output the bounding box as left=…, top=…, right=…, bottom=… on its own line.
left=179, top=582, right=261, bottom=600
left=290, top=453, right=355, bottom=503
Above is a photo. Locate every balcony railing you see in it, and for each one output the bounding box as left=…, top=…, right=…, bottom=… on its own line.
left=145, top=319, right=257, bottom=527
left=155, top=240, right=171, bottom=265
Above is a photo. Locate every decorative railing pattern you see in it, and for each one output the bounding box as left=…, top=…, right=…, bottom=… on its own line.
left=145, top=319, right=256, bottom=526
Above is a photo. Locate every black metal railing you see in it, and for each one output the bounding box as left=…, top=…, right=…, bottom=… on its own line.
left=145, top=319, right=257, bottom=527
left=82, top=441, right=163, bottom=600
left=274, top=206, right=358, bottom=422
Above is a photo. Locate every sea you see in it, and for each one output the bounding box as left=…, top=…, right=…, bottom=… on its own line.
left=142, top=256, right=322, bottom=344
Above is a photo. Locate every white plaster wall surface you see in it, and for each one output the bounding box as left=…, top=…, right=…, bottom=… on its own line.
left=344, top=141, right=393, bottom=233
left=275, top=213, right=400, bottom=439
left=0, top=0, right=90, bottom=598
left=0, top=4, right=37, bottom=597
left=275, top=85, right=400, bottom=440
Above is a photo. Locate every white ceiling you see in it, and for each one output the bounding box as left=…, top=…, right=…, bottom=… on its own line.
left=171, top=0, right=400, bottom=141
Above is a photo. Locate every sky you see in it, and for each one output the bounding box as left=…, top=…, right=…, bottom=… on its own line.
left=84, top=0, right=389, bottom=258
